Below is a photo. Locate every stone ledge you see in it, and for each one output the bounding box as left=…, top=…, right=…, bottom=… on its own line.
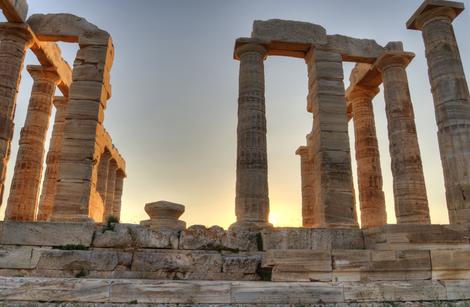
left=0, top=221, right=96, bottom=247
left=0, top=277, right=469, bottom=304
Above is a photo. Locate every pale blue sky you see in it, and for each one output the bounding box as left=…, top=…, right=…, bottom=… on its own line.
left=1, top=0, right=469, bottom=227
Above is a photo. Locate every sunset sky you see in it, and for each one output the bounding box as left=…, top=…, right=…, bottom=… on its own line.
left=1, top=0, right=469, bottom=228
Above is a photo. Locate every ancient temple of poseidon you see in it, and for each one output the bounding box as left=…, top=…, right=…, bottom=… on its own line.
left=0, top=0, right=470, bottom=305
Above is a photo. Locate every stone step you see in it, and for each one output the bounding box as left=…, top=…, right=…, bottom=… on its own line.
left=265, top=248, right=470, bottom=282
left=0, top=277, right=469, bottom=304
left=364, top=224, right=470, bottom=249
left=0, top=246, right=264, bottom=281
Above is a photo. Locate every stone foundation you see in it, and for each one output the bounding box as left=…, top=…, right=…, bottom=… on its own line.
left=0, top=221, right=470, bottom=305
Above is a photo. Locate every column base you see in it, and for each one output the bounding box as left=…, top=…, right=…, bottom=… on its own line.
left=229, top=220, right=273, bottom=232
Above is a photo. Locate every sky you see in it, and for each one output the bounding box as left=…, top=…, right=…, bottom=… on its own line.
left=1, top=0, right=469, bottom=228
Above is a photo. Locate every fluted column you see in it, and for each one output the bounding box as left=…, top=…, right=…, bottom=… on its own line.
left=0, top=23, right=33, bottom=207
left=376, top=52, right=430, bottom=224
left=349, top=86, right=387, bottom=228
left=305, top=48, right=357, bottom=228
left=102, top=159, right=117, bottom=220
left=37, top=96, right=68, bottom=221
left=233, top=42, right=270, bottom=226
left=296, top=146, right=315, bottom=227
left=407, top=1, right=470, bottom=224
left=112, top=171, right=124, bottom=221
left=6, top=65, right=60, bottom=220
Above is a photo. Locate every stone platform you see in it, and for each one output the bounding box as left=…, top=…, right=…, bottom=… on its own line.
left=0, top=277, right=470, bottom=305
left=0, top=221, right=470, bottom=305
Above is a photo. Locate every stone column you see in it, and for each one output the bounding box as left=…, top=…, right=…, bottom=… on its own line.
left=233, top=42, right=270, bottom=226
left=348, top=86, right=387, bottom=229
left=296, top=146, right=315, bottom=227
left=51, top=36, right=113, bottom=222
left=5, top=65, right=59, bottom=221
left=102, top=159, right=117, bottom=220
left=112, top=171, right=124, bottom=221
left=0, top=23, right=33, bottom=207
left=96, top=150, right=111, bottom=203
left=37, top=96, right=68, bottom=221
left=376, top=52, right=430, bottom=224
left=407, top=1, right=470, bottom=224
left=305, top=48, right=357, bottom=228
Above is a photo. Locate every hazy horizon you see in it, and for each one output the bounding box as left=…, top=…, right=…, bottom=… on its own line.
left=1, top=0, right=469, bottom=228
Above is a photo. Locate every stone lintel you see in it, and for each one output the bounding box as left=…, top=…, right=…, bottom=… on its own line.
left=346, top=48, right=413, bottom=118
left=30, top=41, right=72, bottom=97
left=0, top=0, right=28, bottom=23
left=324, top=35, right=385, bottom=63
left=407, top=0, right=465, bottom=30
left=27, top=13, right=110, bottom=45
left=235, top=34, right=385, bottom=62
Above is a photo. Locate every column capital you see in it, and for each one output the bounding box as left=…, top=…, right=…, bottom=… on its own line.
left=53, top=96, right=68, bottom=109
left=234, top=38, right=268, bottom=60
left=347, top=85, right=380, bottom=102
left=295, top=146, right=309, bottom=156
left=27, top=65, right=61, bottom=84
left=407, top=0, right=464, bottom=30
left=374, top=52, right=415, bottom=72
left=0, top=22, right=34, bottom=46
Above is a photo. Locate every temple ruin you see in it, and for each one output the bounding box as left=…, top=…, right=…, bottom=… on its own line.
left=0, top=3, right=126, bottom=223
left=1, top=0, right=470, bottom=305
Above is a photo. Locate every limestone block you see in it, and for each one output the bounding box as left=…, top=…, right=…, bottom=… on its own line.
left=332, top=250, right=371, bottom=281
left=364, top=224, right=470, bottom=250
left=131, top=250, right=223, bottom=279
left=343, top=280, right=447, bottom=302
left=27, top=14, right=109, bottom=44
left=69, top=80, right=107, bottom=102
left=0, top=246, right=44, bottom=269
left=128, top=224, right=179, bottom=249
left=92, top=224, right=178, bottom=249
left=231, top=282, right=343, bottom=304
left=179, top=225, right=227, bottom=250
left=266, top=250, right=332, bottom=282
left=62, top=118, right=99, bottom=140
left=0, top=222, right=96, bottom=246
left=444, top=280, right=470, bottom=300
left=252, top=19, right=327, bottom=46
left=262, top=228, right=364, bottom=250
left=37, top=250, right=132, bottom=272
left=92, top=224, right=133, bottom=248
left=325, top=35, right=385, bottom=63
left=0, top=277, right=111, bottom=302
left=109, top=280, right=231, bottom=304
left=431, top=250, right=470, bottom=280
left=223, top=226, right=261, bottom=251
left=65, top=100, right=104, bottom=123
left=222, top=252, right=263, bottom=274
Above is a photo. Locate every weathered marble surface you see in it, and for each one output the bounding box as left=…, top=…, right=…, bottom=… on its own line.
left=262, top=227, right=364, bottom=250
left=0, top=221, right=96, bottom=246
left=0, top=277, right=469, bottom=304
